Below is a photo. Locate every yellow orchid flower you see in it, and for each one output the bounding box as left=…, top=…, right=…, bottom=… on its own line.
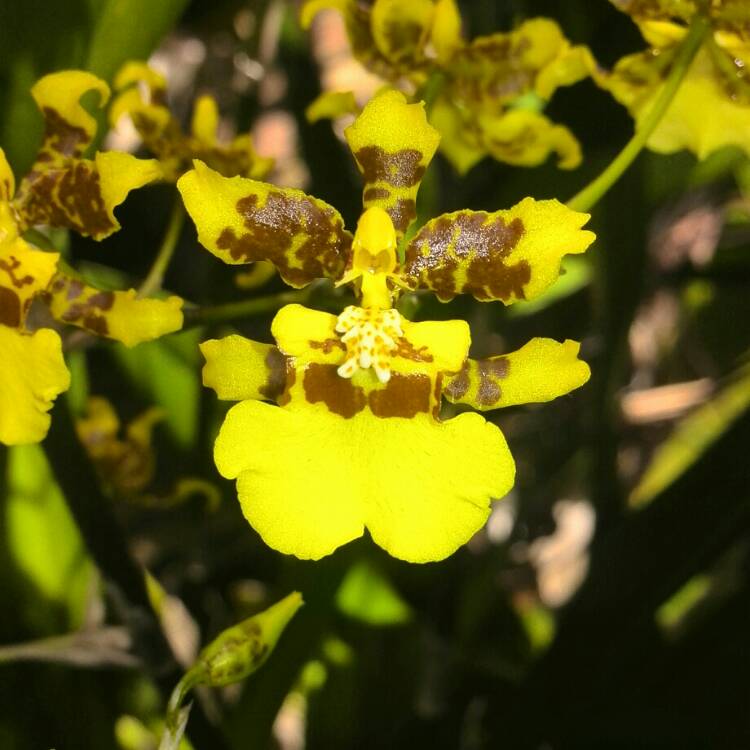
left=605, top=0, right=750, bottom=158
left=0, top=71, right=184, bottom=446
left=178, top=89, right=594, bottom=563
left=301, top=0, right=598, bottom=173
left=76, top=396, right=220, bottom=509
left=110, top=61, right=274, bottom=181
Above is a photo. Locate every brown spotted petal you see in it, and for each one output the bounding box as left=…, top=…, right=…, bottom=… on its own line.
left=344, top=90, right=440, bottom=238
left=178, top=160, right=351, bottom=287
left=401, top=198, right=595, bottom=303
left=28, top=71, right=109, bottom=164
left=47, top=273, right=183, bottom=346
left=444, top=338, right=590, bottom=411
left=14, top=151, right=162, bottom=240
left=0, top=238, right=58, bottom=330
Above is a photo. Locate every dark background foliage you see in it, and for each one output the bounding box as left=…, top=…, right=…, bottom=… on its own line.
left=1, top=1, right=749, bottom=748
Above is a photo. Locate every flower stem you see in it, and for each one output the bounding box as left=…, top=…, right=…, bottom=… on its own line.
left=567, top=15, right=709, bottom=213
left=138, top=195, right=185, bottom=298
left=184, top=288, right=311, bottom=326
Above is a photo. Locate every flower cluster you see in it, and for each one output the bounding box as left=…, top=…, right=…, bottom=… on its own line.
left=301, top=0, right=598, bottom=173
left=110, top=61, right=274, bottom=181
left=179, top=90, right=594, bottom=562
left=0, top=71, right=183, bottom=446
left=605, top=0, right=750, bottom=158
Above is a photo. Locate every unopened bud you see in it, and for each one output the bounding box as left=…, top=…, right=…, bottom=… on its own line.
left=195, top=591, right=303, bottom=687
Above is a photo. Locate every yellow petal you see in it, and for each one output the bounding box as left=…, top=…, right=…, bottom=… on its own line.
left=535, top=44, right=599, bottom=101
left=13, top=152, right=162, bottom=240
left=610, top=46, right=750, bottom=159
left=345, top=89, right=440, bottom=236
left=271, top=304, right=343, bottom=364
left=113, top=60, right=168, bottom=94
left=402, top=197, right=595, bottom=303
left=201, top=335, right=289, bottom=402
left=430, top=96, right=486, bottom=175
left=428, top=0, right=463, bottom=64
left=305, top=90, right=359, bottom=123
left=476, top=109, right=582, bottom=169
left=0, top=326, right=70, bottom=445
left=0, top=239, right=58, bottom=328
left=444, top=338, right=590, bottom=410
left=191, top=95, right=220, bottom=144
left=30, top=70, right=110, bottom=161
left=215, top=399, right=513, bottom=561
left=178, top=160, right=351, bottom=286
left=47, top=274, right=183, bottom=346
left=0, top=147, right=15, bottom=202
left=370, top=0, right=433, bottom=64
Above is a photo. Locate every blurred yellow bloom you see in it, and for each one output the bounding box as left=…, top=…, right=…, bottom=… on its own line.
left=76, top=396, right=220, bottom=509
left=110, top=61, right=274, bottom=181
left=301, top=0, right=598, bottom=173
left=179, top=90, right=594, bottom=562
left=0, top=70, right=183, bottom=446
left=605, top=0, right=750, bottom=158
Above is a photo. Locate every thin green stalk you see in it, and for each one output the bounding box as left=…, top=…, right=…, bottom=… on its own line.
left=184, top=288, right=311, bottom=326
left=567, top=15, right=709, bottom=213
left=419, top=70, right=447, bottom=116
left=138, top=196, right=185, bottom=298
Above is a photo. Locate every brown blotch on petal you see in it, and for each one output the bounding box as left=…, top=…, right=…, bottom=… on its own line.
left=41, top=107, right=89, bottom=159
left=475, top=357, right=509, bottom=407
left=303, top=363, right=366, bottom=418
left=216, top=191, right=350, bottom=286
left=355, top=146, right=425, bottom=188
left=259, top=346, right=288, bottom=401
left=404, top=212, right=529, bottom=301
left=432, top=373, right=443, bottom=420
left=368, top=373, right=431, bottom=418
left=445, top=360, right=470, bottom=400
left=0, top=287, right=22, bottom=328
left=363, top=187, right=391, bottom=201
left=387, top=198, right=417, bottom=234
left=17, top=162, right=115, bottom=238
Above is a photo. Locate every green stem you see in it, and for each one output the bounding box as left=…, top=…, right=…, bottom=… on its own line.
left=138, top=196, right=185, bottom=298
left=418, top=70, right=447, bottom=116
left=567, top=15, right=709, bottom=213
left=184, top=288, right=311, bottom=326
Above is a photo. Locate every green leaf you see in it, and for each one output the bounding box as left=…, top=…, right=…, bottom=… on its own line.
left=5, top=444, right=93, bottom=630
left=85, top=0, right=190, bottom=83
left=336, top=561, right=412, bottom=626
left=113, top=328, right=202, bottom=450
left=630, top=361, right=750, bottom=507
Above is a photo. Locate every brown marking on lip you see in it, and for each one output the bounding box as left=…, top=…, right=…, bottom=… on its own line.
left=258, top=346, right=288, bottom=401
left=403, top=211, right=529, bottom=301
left=432, top=373, right=444, bottom=420
left=277, top=363, right=296, bottom=407
left=0, top=287, right=21, bottom=327
left=0, top=257, right=34, bottom=290
left=215, top=191, right=350, bottom=287
left=394, top=337, right=433, bottom=362
left=368, top=372, right=431, bottom=418
left=309, top=337, right=346, bottom=354
left=303, top=362, right=366, bottom=418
